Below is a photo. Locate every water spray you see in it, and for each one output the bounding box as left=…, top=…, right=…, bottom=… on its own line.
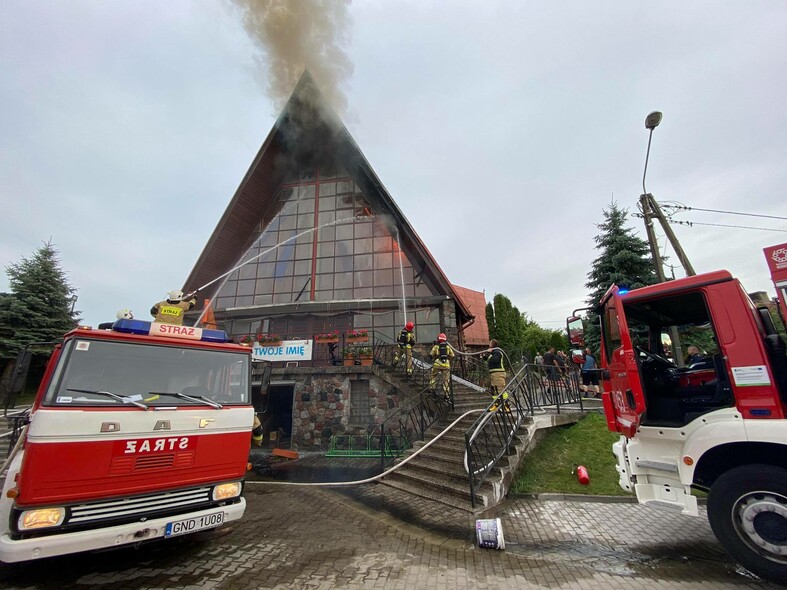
left=394, top=227, right=408, bottom=326
left=192, top=214, right=375, bottom=325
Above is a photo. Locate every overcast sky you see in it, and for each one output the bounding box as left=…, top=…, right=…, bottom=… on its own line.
left=2, top=1, right=786, bottom=331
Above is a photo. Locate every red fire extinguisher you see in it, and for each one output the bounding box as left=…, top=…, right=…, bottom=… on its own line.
left=576, top=465, right=590, bottom=485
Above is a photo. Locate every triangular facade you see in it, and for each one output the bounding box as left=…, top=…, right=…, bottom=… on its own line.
left=184, top=73, right=472, bottom=347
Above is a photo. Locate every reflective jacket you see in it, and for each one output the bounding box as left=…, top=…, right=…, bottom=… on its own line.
left=430, top=342, right=454, bottom=367
left=150, top=298, right=196, bottom=325
left=487, top=349, right=505, bottom=373
left=397, top=329, right=415, bottom=348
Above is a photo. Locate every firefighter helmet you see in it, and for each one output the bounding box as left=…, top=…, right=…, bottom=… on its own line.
left=167, top=289, right=184, bottom=302
left=116, top=308, right=134, bottom=320
left=405, top=321, right=414, bottom=331
left=438, top=333, right=447, bottom=342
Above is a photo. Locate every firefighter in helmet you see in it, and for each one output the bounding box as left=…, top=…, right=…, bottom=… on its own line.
left=429, top=333, right=455, bottom=400
left=98, top=309, right=134, bottom=330
left=150, top=289, right=197, bottom=326
left=482, top=339, right=510, bottom=412
left=393, top=321, right=416, bottom=374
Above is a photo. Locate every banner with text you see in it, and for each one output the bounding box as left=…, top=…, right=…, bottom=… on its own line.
left=252, top=340, right=313, bottom=362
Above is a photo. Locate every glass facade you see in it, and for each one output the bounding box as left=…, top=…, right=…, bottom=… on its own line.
left=215, top=171, right=438, bottom=312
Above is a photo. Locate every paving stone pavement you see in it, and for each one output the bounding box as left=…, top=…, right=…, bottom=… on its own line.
left=0, top=482, right=782, bottom=589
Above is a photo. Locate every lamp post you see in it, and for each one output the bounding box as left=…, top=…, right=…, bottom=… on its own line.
left=640, top=111, right=667, bottom=283
left=638, top=111, right=685, bottom=366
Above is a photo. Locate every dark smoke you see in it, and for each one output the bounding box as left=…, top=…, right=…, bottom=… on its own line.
left=230, top=0, right=353, bottom=116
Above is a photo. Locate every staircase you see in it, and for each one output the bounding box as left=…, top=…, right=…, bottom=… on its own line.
left=366, top=341, right=587, bottom=511
left=377, top=380, right=499, bottom=510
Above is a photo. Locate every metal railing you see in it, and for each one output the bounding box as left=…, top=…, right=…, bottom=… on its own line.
left=464, top=362, right=584, bottom=507
left=452, top=352, right=490, bottom=391
left=521, top=363, right=584, bottom=412
left=5, top=408, right=30, bottom=458
left=367, top=335, right=455, bottom=471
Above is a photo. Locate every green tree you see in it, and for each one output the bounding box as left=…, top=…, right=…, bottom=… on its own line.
left=584, top=203, right=656, bottom=352
left=485, top=295, right=568, bottom=364
left=0, top=242, right=80, bottom=361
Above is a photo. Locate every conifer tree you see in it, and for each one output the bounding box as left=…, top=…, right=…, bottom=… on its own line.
left=0, top=242, right=80, bottom=360
left=584, top=203, right=656, bottom=351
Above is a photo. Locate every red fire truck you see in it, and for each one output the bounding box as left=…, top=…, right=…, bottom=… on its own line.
left=0, top=318, right=253, bottom=563
left=570, top=268, right=786, bottom=582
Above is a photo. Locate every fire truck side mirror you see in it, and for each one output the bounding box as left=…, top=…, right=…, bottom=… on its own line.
left=567, top=316, right=584, bottom=346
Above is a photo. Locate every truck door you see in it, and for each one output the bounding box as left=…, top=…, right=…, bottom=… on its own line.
left=601, top=289, right=647, bottom=438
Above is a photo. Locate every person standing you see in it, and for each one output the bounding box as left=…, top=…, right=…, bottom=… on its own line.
left=581, top=347, right=601, bottom=398
left=542, top=347, right=560, bottom=387
left=150, top=289, right=197, bottom=326
left=482, top=339, right=509, bottom=411
left=429, top=333, right=455, bottom=400
left=534, top=351, right=544, bottom=365
left=394, top=321, right=416, bottom=374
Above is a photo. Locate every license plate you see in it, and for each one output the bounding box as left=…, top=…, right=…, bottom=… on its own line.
left=165, top=510, right=225, bottom=537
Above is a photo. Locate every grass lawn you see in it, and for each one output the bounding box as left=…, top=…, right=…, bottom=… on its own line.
left=511, top=412, right=630, bottom=496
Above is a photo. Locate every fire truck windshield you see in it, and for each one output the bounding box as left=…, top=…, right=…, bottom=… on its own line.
left=45, top=338, right=249, bottom=408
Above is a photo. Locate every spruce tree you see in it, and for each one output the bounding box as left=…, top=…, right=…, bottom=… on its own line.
left=0, top=242, right=80, bottom=360
left=584, top=203, right=656, bottom=352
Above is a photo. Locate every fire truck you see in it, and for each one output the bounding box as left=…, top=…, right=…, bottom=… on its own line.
left=569, top=267, right=787, bottom=583
left=0, top=318, right=253, bottom=563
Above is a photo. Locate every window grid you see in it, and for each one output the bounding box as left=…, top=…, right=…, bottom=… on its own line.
left=215, top=170, right=436, bottom=308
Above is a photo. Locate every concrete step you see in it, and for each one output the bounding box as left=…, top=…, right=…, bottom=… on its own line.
left=382, top=465, right=494, bottom=509
left=379, top=476, right=484, bottom=511
left=396, top=453, right=503, bottom=482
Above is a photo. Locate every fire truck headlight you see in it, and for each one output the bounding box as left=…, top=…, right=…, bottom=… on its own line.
left=19, top=507, right=65, bottom=530
left=212, top=482, right=242, bottom=501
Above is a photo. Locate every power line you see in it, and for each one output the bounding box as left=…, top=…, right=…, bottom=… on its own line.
left=662, top=203, right=787, bottom=221
left=670, top=219, right=787, bottom=233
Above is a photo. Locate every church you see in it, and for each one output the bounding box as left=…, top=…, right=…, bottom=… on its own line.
left=182, top=73, right=488, bottom=449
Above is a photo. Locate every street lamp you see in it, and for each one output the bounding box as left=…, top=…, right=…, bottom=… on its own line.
left=638, top=111, right=686, bottom=366
left=640, top=111, right=666, bottom=282
left=642, top=111, right=662, bottom=195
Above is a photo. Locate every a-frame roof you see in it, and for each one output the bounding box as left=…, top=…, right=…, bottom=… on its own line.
left=183, top=72, right=472, bottom=323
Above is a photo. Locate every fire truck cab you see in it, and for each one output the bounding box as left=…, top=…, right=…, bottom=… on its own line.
left=0, top=319, right=253, bottom=563
left=585, top=270, right=787, bottom=582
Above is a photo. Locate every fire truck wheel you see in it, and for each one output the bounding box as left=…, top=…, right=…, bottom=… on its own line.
left=707, top=464, right=787, bottom=584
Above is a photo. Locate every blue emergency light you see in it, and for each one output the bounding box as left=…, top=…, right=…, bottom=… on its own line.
left=112, top=319, right=230, bottom=343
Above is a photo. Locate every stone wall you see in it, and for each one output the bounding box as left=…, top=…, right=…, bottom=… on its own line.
left=271, top=367, right=401, bottom=451
left=441, top=299, right=459, bottom=345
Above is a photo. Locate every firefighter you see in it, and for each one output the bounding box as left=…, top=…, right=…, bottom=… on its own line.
left=429, top=333, right=454, bottom=400
left=482, top=339, right=510, bottom=412
left=393, top=321, right=416, bottom=374
left=98, top=309, right=134, bottom=329
left=150, top=289, right=197, bottom=325
left=252, top=414, right=264, bottom=447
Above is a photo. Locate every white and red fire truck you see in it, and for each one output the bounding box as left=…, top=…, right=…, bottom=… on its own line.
left=0, top=318, right=253, bottom=563
left=570, top=261, right=786, bottom=583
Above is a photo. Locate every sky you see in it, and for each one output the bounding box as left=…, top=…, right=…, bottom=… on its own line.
left=1, top=1, right=786, bottom=331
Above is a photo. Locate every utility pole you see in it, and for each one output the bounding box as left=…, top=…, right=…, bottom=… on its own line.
left=645, top=195, right=696, bottom=276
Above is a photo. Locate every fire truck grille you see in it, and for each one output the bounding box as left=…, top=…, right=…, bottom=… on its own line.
left=109, top=451, right=195, bottom=475
left=67, top=486, right=212, bottom=525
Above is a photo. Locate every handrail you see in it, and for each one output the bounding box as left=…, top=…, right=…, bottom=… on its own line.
left=463, top=362, right=583, bottom=507
left=369, top=336, right=454, bottom=471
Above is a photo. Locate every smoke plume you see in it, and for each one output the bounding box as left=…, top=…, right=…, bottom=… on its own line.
left=230, top=0, right=353, bottom=115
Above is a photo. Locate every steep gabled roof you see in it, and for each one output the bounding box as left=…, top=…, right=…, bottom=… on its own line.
left=184, top=72, right=471, bottom=322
